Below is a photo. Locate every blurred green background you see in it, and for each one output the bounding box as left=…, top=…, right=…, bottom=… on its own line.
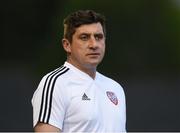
left=1, top=0, right=180, bottom=131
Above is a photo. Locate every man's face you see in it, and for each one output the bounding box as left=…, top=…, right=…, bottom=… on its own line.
left=67, top=22, right=105, bottom=69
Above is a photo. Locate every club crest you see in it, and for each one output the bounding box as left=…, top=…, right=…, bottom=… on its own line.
left=106, top=91, right=118, bottom=105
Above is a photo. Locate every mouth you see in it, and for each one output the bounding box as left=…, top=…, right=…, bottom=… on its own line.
left=86, top=53, right=101, bottom=58
left=86, top=53, right=100, bottom=56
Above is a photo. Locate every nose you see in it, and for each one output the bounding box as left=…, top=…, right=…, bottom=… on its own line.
left=88, top=37, right=98, bottom=49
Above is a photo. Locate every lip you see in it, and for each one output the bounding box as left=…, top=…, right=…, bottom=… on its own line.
left=86, top=53, right=100, bottom=56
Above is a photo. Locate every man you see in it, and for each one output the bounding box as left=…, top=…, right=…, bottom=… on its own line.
left=32, top=10, right=126, bottom=132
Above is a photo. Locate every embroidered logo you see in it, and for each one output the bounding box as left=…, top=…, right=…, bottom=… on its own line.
left=106, top=91, right=118, bottom=105
left=82, top=93, right=91, bottom=100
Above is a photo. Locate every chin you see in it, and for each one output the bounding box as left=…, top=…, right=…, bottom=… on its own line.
left=87, top=61, right=100, bottom=67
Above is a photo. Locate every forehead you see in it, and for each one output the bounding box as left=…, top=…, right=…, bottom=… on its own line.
left=75, top=22, right=104, bottom=35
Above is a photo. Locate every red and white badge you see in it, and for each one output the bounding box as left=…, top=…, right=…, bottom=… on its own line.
left=106, top=91, right=118, bottom=105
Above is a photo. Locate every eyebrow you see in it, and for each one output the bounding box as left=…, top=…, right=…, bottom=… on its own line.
left=94, top=33, right=104, bottom=36
left=79, top=32, right=104, bottom=36
left=80, top=33, right=90, bottom=35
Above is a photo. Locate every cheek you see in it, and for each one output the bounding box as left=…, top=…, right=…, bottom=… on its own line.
left=101, top=43, right=105, bottom=52
left=73, top=45, right=86, bottom=57
left=101, top=44, right=106, bottom=58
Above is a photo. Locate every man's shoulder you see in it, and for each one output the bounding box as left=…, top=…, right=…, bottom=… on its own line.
left=97, top=72, right=120, bottom=86
left=97, top=72, right=125, bottom=95
left=41, top=65, right=71, bottom=83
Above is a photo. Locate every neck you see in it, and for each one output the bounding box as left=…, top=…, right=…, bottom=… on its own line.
left=67, top=60, right=97, bottom=79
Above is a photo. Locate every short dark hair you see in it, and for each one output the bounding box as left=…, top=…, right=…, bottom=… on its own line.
left=63, top=10, right=106, bottom=42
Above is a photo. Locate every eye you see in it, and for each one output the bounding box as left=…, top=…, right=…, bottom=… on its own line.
left=94, top=34, right=104, bottom=41
left=79, top=34, right=89, bottom=41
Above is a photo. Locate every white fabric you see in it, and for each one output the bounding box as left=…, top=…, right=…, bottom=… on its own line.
left=32, top=62, right=126, bottom=132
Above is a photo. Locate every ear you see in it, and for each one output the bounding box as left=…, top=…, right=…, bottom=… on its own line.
left=62, top=38, right=71, bottom=53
